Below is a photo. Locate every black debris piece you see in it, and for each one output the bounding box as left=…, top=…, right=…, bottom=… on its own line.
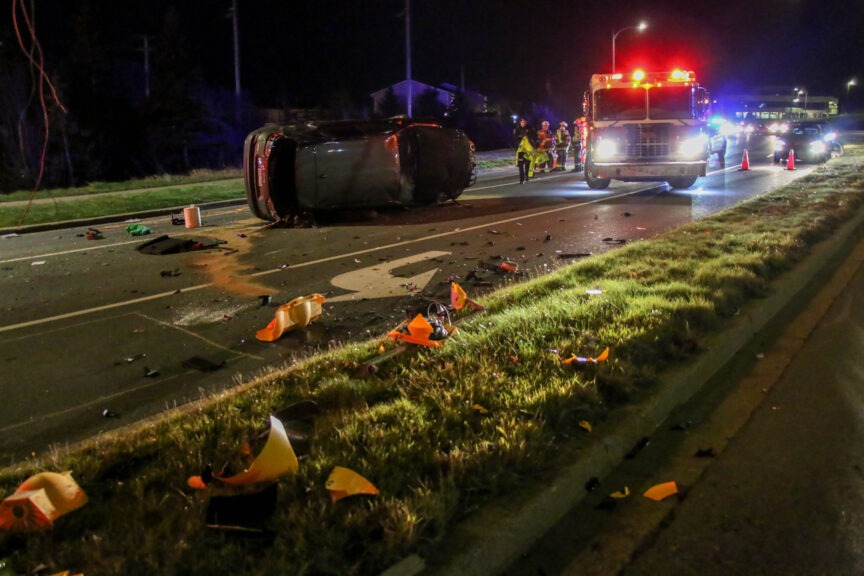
left=205, top=482, right=278, bottom=533
left=624, top=436, right=650, bottom=459
left=695, top=447, right=716, bottom=458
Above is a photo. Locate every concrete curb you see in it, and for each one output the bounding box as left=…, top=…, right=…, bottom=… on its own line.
left=383, top=209, right=864, bottom=576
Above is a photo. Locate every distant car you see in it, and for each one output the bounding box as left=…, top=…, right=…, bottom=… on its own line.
left=773, top=121, right=843, bottom=164
left=244, top=118, right=476, bottom=221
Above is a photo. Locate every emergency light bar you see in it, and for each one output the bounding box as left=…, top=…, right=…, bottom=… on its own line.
left=593, top=69, right=695, bottom=89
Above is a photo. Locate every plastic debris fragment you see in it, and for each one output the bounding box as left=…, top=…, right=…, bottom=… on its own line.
left=563, top=346, right=610, bottom=365
left=256, top=294, right=326, bottom=342
left=450, top=282, right=485, bottom=311
left=643, top=481, right=678, bottom=501
left=0, top=472, right=87, bottom=532
left=188, top=416, right=299, bottom=489
left=610, top=486, right=631, bottom=499
left=326, top=466, right=379, bottom=502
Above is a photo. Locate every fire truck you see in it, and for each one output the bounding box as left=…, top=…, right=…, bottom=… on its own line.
left=582, top=69, right=724, bottom=190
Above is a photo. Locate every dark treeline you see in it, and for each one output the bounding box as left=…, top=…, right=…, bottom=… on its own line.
left=0, top=4, right=553, bottom=194
left=1, top=6, right=255, bottom=193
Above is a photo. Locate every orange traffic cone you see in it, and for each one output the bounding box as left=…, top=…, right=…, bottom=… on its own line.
left=739, top=149, right=750, bottom=171
left=785, top=149, right=796, bottom=170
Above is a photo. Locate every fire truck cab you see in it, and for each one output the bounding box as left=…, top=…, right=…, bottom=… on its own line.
left=583, top=69, right=719, bottom=190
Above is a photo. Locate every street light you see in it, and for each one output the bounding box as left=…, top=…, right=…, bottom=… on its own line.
left=612, top=21, right=647, bottom=74
left=794, top=88, right=807, bottom=118
left=848, top=78, right=857, bottom=96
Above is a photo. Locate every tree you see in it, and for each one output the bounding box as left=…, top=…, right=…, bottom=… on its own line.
left=144, top=7, right=208, bottom=173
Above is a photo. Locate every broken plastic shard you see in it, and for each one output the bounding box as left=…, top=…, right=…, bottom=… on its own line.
left=643, top=481, right=678, bottom=501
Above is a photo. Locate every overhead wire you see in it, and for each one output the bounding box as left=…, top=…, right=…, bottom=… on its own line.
left=11, top=0, right=68, bottom=225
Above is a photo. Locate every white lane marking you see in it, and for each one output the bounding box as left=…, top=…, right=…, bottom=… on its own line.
left=328, top=250, right=450, bottom=302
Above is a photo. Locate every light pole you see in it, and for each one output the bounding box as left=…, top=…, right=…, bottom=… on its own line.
left=612, top=22, right=647, bottom=74
left=848, top=79, right=857, bottom=97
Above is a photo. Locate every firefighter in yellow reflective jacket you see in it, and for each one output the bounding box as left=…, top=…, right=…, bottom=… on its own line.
left=554, top=121, right=571, bottom=171
left=536, top=120, right=554, bottom=172
left=515, top=136, right=543, bottom=183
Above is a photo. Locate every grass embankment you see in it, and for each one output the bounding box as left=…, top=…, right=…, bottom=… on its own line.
left=1, top=150, right=863, bottom=574
left=0, top=170, right=243, bottom=228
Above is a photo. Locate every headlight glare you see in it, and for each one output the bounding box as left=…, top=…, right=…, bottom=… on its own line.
left=595, top=139, right=617, bottom=159
left=678, top=134, right=708, bottom=158
left=809, top=141, right=827, bottom=154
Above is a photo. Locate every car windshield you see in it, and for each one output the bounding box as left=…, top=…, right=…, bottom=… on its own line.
left=791, top=124, right=822, bottom=136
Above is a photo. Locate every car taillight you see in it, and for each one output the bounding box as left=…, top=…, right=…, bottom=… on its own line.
left=385, top=134, right=399, bottom=156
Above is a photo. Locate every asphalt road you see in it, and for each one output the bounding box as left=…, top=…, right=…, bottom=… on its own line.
left=0, top=135, right=815, bottom=463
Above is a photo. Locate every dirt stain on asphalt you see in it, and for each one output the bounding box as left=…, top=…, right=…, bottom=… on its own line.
left=187, top=228, right=272, bottom=297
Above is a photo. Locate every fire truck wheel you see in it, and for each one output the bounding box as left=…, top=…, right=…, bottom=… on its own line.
left=666, top=176, right=697, bottom=189
left=585, top=163, right=611, bottom=189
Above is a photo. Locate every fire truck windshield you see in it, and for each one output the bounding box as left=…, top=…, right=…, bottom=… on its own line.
left=594, top=85, right=695, bottom=121
left=595, top=88, right=645, bottom=120
left=649, top=86, right=695, bottom=120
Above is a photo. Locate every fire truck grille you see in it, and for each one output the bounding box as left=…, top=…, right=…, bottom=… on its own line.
left=624, top=124, right=670, bottom=158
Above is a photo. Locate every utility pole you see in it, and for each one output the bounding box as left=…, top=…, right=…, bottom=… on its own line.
left=137, top=35, right=152, bottom=99
left=405, top=0, right=412, bottom=117
left=232, top=0, right=240, bottom=97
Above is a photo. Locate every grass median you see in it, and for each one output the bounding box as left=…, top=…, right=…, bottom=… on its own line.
left=1, top=148, right=863, bottom=574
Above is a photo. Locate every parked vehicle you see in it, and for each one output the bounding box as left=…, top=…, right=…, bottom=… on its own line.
left=244, top=118, right=476, bottom=221
left=773, top=121, right=843, bottom=164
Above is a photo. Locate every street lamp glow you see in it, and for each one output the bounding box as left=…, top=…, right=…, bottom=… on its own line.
left=848, top=78, right=858, bottom=96
left=612, top=21, right=647, bottom=74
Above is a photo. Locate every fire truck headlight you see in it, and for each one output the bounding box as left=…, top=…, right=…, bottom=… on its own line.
left=595, top=139, right=618, bottom=159
left=678, top=134, right=708, bottom=158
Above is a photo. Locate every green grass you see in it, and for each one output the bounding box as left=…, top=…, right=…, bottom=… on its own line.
left=0, top=170, right=243, bottom=228
left=1, top=149, right=863, bottom=574
left=0, top=169, right=243, bottom=201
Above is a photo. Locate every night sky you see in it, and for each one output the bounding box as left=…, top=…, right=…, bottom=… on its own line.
left=11, top=0, right=864, bottom=110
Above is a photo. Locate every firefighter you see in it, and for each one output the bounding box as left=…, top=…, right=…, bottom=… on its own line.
left=513, top=118, right=536, bottom=183
left=571, top=116, right=587, bottom=172
left=555, top=121, right=571, bottom=171
left=515, top=135, right=540, bottom=183
left=536, top=120, right=554, bottom=172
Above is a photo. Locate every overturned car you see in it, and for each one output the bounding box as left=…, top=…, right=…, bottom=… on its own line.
left=244, top=118, right=476, bottom=221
